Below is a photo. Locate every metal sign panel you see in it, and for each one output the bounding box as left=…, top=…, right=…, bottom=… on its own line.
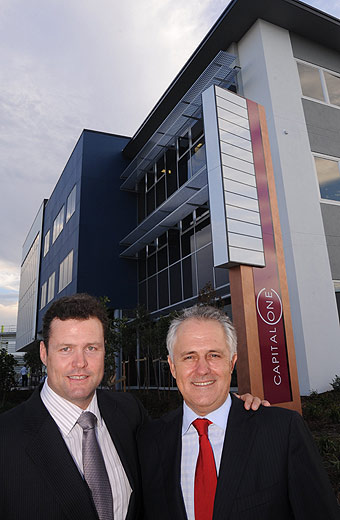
left=203, top=85, right=265, bottom=268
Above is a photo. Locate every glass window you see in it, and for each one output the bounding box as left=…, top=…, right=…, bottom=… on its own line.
left=181, top=228, right=195, bottom=257
left=182, top=255, right=197, bottom=300
left=157, top=246, right=168, bottom=271
left=178, top=132, right=189, bottom=157
left=297, top=62, right=324, bottom=101
left=195, top=218, right=212, bottom=250
left=158, top=270, right=169, bottom=309
left=138, top=178, right=146, bottom=223
left=147, top=167, right=155, bottom=190
left=138, top=248, right=147, bottom=281
left=147, top=243, right=156, bottom=255
left=314, top=156, right=340, bottom=202
left=156, top=176, right=166, bottom=206
left=168, top=228, right=180, bottom=264
left=52, top=206, right=65, bottom=243
left=182, top=213, right=194, bottom=232
left=165, top=148, right=178, bottom=197
left=214, top=267, right=230, bottom=288
left=47, top=272, right=55, bottom=303
left=191, top=119, right=204, bottom=145
left=146, top=186, right=155, bottom=215
left=170, top=263, right=182, bottom=304
left=147, top=253, right=157, bottom=277
left=40, top=282, right=47, bottom=309
left=197, top=244, right=213, bottom=292
left=158, top=233, right=167, bottom=248
left=43, top=230, right=50, bottom=257
left=66, top=185, right=76, bottom=223
left=148, top=275, right=157, bottom=312
left=324, top=71, right=340, bottom=107
left=156, top=155, right=166, bottom=180
left=196, top=206, right=209, bottom=220
left=139, top=281, right=147, bottom=307
left=191, top=140, right=206, bottom=177
left=178, top=153, right=191, bottom=187
left=58, top=250, right=73, bottom=293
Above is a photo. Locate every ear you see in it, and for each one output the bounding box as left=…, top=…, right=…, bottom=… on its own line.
left=40, top=341, right=48, bottom=366
left=167, top=355, right=177, bottom=380
left=231, top=354, right=237, bottom=373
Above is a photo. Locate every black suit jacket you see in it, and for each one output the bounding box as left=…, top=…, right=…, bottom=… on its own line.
left=138, top=394, right=339, bottom=519
left=0, top=387, right=146, bottom=520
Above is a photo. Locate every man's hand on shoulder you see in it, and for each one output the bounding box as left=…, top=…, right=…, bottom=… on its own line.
left=234, top=392, right=271, bottom=410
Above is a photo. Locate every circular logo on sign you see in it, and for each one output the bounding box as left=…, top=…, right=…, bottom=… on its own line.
left=256, top=288, right=283, bottom=326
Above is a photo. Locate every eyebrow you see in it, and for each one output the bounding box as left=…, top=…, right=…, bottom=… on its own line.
left=179, top=348, right=224, bottom=357
left=57, top=341, right=103, bottom=347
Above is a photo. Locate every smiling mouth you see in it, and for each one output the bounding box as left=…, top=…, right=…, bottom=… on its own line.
left=192, top=380, right=214, bottom=387
left=68, top=375, right=88, bottom=380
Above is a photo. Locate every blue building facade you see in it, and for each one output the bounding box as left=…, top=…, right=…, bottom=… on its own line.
left=36, top=129, right=136, bottom=335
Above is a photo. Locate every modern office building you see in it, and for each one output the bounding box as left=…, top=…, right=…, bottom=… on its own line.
left=16, top=130, right=136, bottom=351
left=16, top=0, right=340, bottom=396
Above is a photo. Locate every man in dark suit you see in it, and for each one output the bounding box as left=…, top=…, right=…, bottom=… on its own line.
left=138, top=305, right=340, bottom=520
left=0, top=294, right=276, bottom=520
left=0, top=293, right=146, bottom=520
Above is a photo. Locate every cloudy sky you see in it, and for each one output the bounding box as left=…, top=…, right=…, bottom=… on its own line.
left=1, top=0, right=339, bottom=327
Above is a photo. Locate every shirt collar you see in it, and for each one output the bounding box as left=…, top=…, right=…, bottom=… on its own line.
left=182, top=393, right=232, bottom=435
left=40, top=378, right=102, bottom=436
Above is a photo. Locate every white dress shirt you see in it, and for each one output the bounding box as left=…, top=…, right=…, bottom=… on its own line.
left=181, top=394, right=232, bottom=520
left=41, top=379, right=132, bottom=520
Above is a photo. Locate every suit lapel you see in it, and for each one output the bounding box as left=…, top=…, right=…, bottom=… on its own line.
left=24, top=389, right=97, bottom=520
left=158, top=407, right=188, bottom=520
left=213, top=395, right=258, bottom=520
left=97, top=391, right=137, bottom=490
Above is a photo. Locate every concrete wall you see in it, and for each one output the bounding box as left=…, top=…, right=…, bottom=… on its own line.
left=291, top=34, right=340, bottom=287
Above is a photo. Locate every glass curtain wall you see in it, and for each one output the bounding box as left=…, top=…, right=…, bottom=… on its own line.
left=137, top=119, right=206, bottom=222
left=136, top=116, right=230, bottom=313
left=138, top=204, right=230, bottom=312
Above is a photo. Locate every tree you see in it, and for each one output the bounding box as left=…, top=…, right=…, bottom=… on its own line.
left=0, top=348, right=17, bottom=406
left=24, top=342, right=43, bottom=383
left=198, top=281, right=225, bottom=307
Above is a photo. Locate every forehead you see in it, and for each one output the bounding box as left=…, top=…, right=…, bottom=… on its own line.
left=174, top=318, right=228, bottom=350
left=49, top=317, right=104, bottom=341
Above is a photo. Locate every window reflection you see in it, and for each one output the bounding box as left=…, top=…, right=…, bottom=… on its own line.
left=191, top=141, right=206, bottom=177
left=314, top=156, right=340, bottom=202
left=297, top=62, right=324, bottom=101
left=197, top=244, right=213, bottom=292
left=182, top=255, right=197, bottom=299
left=158, top=270, right=169, bottom=309
left=170, top=263, right=182, bottom=304
left=324, top=71, right=340, bottom=107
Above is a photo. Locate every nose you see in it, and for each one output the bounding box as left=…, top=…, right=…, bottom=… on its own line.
left=72, top=349, right=87, bottom=369
left=195, top=356, right=210, bottom=376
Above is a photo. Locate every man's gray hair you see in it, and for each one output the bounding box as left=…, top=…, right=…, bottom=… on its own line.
left=166, top=305, right=237, bottom=361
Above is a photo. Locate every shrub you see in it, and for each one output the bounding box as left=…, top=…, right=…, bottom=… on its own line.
left=330, top=375, right=340, bottom=392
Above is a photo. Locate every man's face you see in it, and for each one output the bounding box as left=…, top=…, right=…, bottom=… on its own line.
left=40, top=317, right=105, bottom=409
left=168, top=318, right=237, bottom=416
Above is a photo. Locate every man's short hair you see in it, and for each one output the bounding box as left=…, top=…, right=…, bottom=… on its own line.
left=166, top=305, right=237, bottom=360
left=42, top=293, right=109, bottom=350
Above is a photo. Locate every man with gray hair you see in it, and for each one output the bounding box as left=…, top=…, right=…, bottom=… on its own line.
left=138, top=305, right=339, bottom=520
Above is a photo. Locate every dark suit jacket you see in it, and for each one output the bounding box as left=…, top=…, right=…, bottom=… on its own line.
left=138, top=394, right=339, bottom=519
left=0, top=387, right=147, bottom=520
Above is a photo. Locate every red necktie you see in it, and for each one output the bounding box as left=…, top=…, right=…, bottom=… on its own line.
left=192, top=418, right=217, bottom=520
